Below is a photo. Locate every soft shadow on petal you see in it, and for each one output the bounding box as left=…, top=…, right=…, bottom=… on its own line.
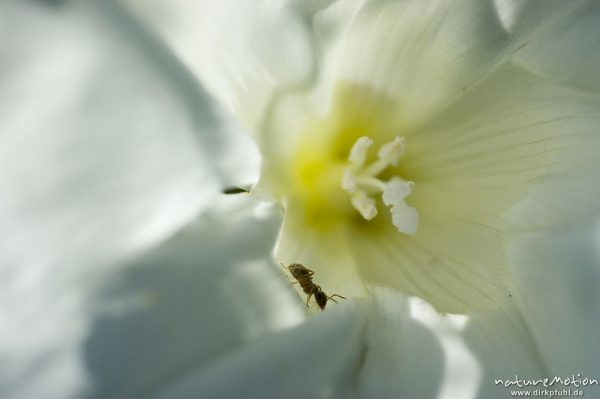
left=0, top=2, right=258, bottom=397
left=509, top=224, right=600, bottom=379
left=504, top=2, right=600, bottom=94
left=462, top=306, right=548, bottom=398
left=103, top=0, right=262, bottom=189
left=368, top=292, right=550, bottom=399
left=80, top=195, right=306, bottom=399
left=492, top=0, right=589, bottom=34
left=120, top=0, right=326, bottom=132
left=461, top=223, right=600, bottom=398
left=0, top=0, right=255, bottom=271
left=151, top=302, right=366, bottom=399
left=356, top=289, right=445, bottom=399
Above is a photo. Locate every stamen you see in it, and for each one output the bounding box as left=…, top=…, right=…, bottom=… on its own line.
left=351, top=191, right=378, bottom=220
left=362, top=136, right=406, bottom=176
left=362, top=157, right=392, bottom=177
left=353, top=176, right=387, bottom=192
left=341, top=136, right=418, bottom=233
left=348, top=136, right=373, bottom=168
left=377, top=136, right=406, bottom=166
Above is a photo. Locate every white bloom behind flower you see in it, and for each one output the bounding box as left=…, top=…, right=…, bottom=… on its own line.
left=0, top=1, right=259, bottom=397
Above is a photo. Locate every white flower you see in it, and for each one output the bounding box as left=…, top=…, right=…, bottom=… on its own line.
left=2, top=0, right=600, bottom=399
left=120, top=0, right=600, bottom=314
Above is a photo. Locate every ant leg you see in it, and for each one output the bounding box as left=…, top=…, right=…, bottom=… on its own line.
left=305, top=293, right=313, bottom=308
left=328, top=294, right=346, bottom=303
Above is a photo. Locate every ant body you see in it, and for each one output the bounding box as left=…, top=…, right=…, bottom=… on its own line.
left=282, top=263, right=345, bottom=310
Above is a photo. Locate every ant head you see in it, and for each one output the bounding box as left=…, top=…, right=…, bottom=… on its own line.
left=314, top=290, right=327, bottom=310
left=288, top=263, right=310, bottom=278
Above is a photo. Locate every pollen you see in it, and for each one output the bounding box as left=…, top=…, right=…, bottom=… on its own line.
left=342, top=136, right=418, bottom=234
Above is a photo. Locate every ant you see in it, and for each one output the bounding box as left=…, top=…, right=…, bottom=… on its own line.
left=282, top=263, right=346, bottom=311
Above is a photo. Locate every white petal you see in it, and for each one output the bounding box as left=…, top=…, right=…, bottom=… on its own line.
left=461, top=307, right=548, bottom=398
left=495, top=1, right=600, bottom=93
left=358, top=292, right=559, bottom=399
left=314, top=0, right=515, bottom=127
left=0, top=194, right=301, bottom=398
left=404, top=63, right=600, bottom=230
left=458, top=224, right=600, bottom=397
left=509, top=224, right=600, bottom=377
left=121, top=0, right=323, bottom=131
left=348, top=136, right=373, bottom=167
left=492, top=0, right=591, bottom=34
left=151, top=301, right=365, bottom=399
left=356, top=289, right=445, bottom=399
left=352, top=289, right=551, bottom=399
left=0, top=1, right=254, bottom=270
left=351, top=63, right=600, bottom=312
left=354, top=223, right=512, bottom=313
left=0, top=2, right=260, bottom=396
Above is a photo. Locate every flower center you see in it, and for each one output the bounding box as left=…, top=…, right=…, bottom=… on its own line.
left=341, top=136, right=418, bottom=235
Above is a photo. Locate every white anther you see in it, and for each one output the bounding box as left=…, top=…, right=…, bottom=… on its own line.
left=382, top=179, right=418, bottom=235
left=377, top=136, right=406, bottom=166
left=348, top=136, right=373, bottom=167
left=382, top=178, right=414, bottom=202
left=351, top=191, right=378, bottom=220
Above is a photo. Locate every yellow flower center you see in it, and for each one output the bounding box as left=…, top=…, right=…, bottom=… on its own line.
left=286, top=93, right=418, bottom=235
